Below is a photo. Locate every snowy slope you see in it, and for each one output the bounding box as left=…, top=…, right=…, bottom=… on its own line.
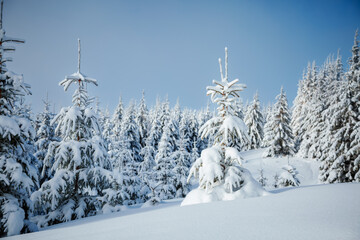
left=6, top=183, right=360, bottom=240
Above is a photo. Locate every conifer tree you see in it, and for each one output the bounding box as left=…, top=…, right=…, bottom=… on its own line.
left=172, top=123, right=191, bottom=198
left=31, top=39, right=112, bottom=227
left=136, top=90, right=149, bottom=148
left=112, top=96, right=124, bottom=138
left=291, top=71, right=306, bottom=151
left=244, top=92, right=264, bottom=149
left=319, top=30, right=360, bottom=183
left=276, top=165, right=300, bottom=187
left=188, top=48, right=258, bottom=194
left=113, top=102, right=143, bottom=204
left=262, top=105, right=273, bottom=148
left=154, top=121, right=176, bottom=199
left=264, top=87, right=295, bottom=157
left=298, top=62, right=317, bottom=158
left=147, top=99, right=162, bottom=150
left=35, top=95, right=58, bottom=185
left=257, top=168, right=267, bottom=187
left=0, top=2, right=38, bottom=235
left=120, top=102, right=142, bottom=163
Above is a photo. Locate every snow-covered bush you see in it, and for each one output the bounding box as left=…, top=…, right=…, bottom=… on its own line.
left=257, top=168, right=267, bottom=187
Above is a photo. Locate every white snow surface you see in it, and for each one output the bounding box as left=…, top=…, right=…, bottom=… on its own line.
left=7, top=183, right=360, bottom=240
left=6, top=149, right=359, bottom=240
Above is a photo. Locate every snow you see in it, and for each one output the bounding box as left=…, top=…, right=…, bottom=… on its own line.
left=0, top=115, right=20, bottom=138
left=242, top=149, right=319, bottom=188
left=6, top=183, right=360, bottom=240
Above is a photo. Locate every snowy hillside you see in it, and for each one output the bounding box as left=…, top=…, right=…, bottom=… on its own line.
left=6, top=183, right=359, bottom=240
left=5, top=149, right=359, bottom=240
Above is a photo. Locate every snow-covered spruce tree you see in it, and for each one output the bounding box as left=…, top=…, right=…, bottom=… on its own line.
left=297, top=62, right=318, bottom=158
left=178, top=110, right=193, bottom=152
left=31, top=39, right=112, bottom=227
left=112, top=96, right=124, bottom=137
left=307, top=63, right=330, bottom=159
left=107, top=97, right=123, bottom=166
left=171, top=122, right=191, bottom=198
left=262, top=104, right=273, bottom=148
left=276, top=165, right=300, bottom=187
left=257, top=168, right=267, bottom=187
left=0, top=3, right=38, bottom=235
left=100, top=106, right=112, bottom=149
left=197, top=103, right=213, bottom=152
left=183, top=48, right=265, bottom=206
left=147, top=99, right=163, bottom=151
left=244, top=92, right=264, bottom=149
left=188, top=110, right=200, bottom=151
left=138, top=138, right=156, bottom=203
left=120, top=102, right=142, bottom=163
left=272, top=173, right=280, bottom=189
left=136, top=90, right=149, bottom=148
left=234, top=97, right=245, bottom=120
left=319, top=30, right=360, bottom=183
left=159, top=96, right=171, bottom=132
left=316, top=53, right=344, bottom=168
left=154, top=121, right=176, bottom=200
left=264, top=87, right=295, bottom=157
left=298, top=62, right=318, bottom=158
left=35, top=95, right=58, bottom=185
left=291, top=70, right=306, bottom=151
left=114, top=101, right=143, bottom=204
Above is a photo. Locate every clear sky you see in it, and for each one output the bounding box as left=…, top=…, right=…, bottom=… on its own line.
left=4, top=0, right=360, bottom=113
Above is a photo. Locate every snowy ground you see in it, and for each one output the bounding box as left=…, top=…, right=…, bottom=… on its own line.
left=6, top=149, right=359, bottom=240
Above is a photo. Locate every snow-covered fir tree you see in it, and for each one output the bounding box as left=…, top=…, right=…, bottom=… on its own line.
left=306, top=64, right=330, bottom=159
left=298, top=62, right=318, bottom=158
left=114, top=101, right=143, bottom=204
left=171, top=123, right=191, bottom=198
left=120, top=102, right=142, bottom=163
left=100, top=106, right=112, bottom=148
left=257, top=168, right=267, bottom=187
left=35, top=95, right=58, bottom=185
left=264, top=87, right=295, bottom=157
left=291, top=70, right=306, bottom=151
left=0, top=3, right=38, bottom=235
left=244, top=92, right=264, bottom=149
left=197, top=103, right=213, bottom=151
left=107, top=97, right=124, bottom=166
left=262, top=104, right=273, bottom=148
left=31, top=39, right=112, bottom=227
left=138, top=138, right=156, bottom=202
left=200, top=48, right=250, bottom=151
left=154, top=121, right=176, bottom=200
left=136, top=90, right=149, bottom=148
left=319, top=30, right=360, bottom=183
left=187, top=48, right=262, bottom=196
left=146, top=99, right=163, bottom=151
left=276, top=165, right=300, bottom=187
left=112, top=96, right=124, bottom=137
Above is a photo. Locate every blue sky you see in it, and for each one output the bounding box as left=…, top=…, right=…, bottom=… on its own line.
left=4, top=0, right=360, bottom=113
